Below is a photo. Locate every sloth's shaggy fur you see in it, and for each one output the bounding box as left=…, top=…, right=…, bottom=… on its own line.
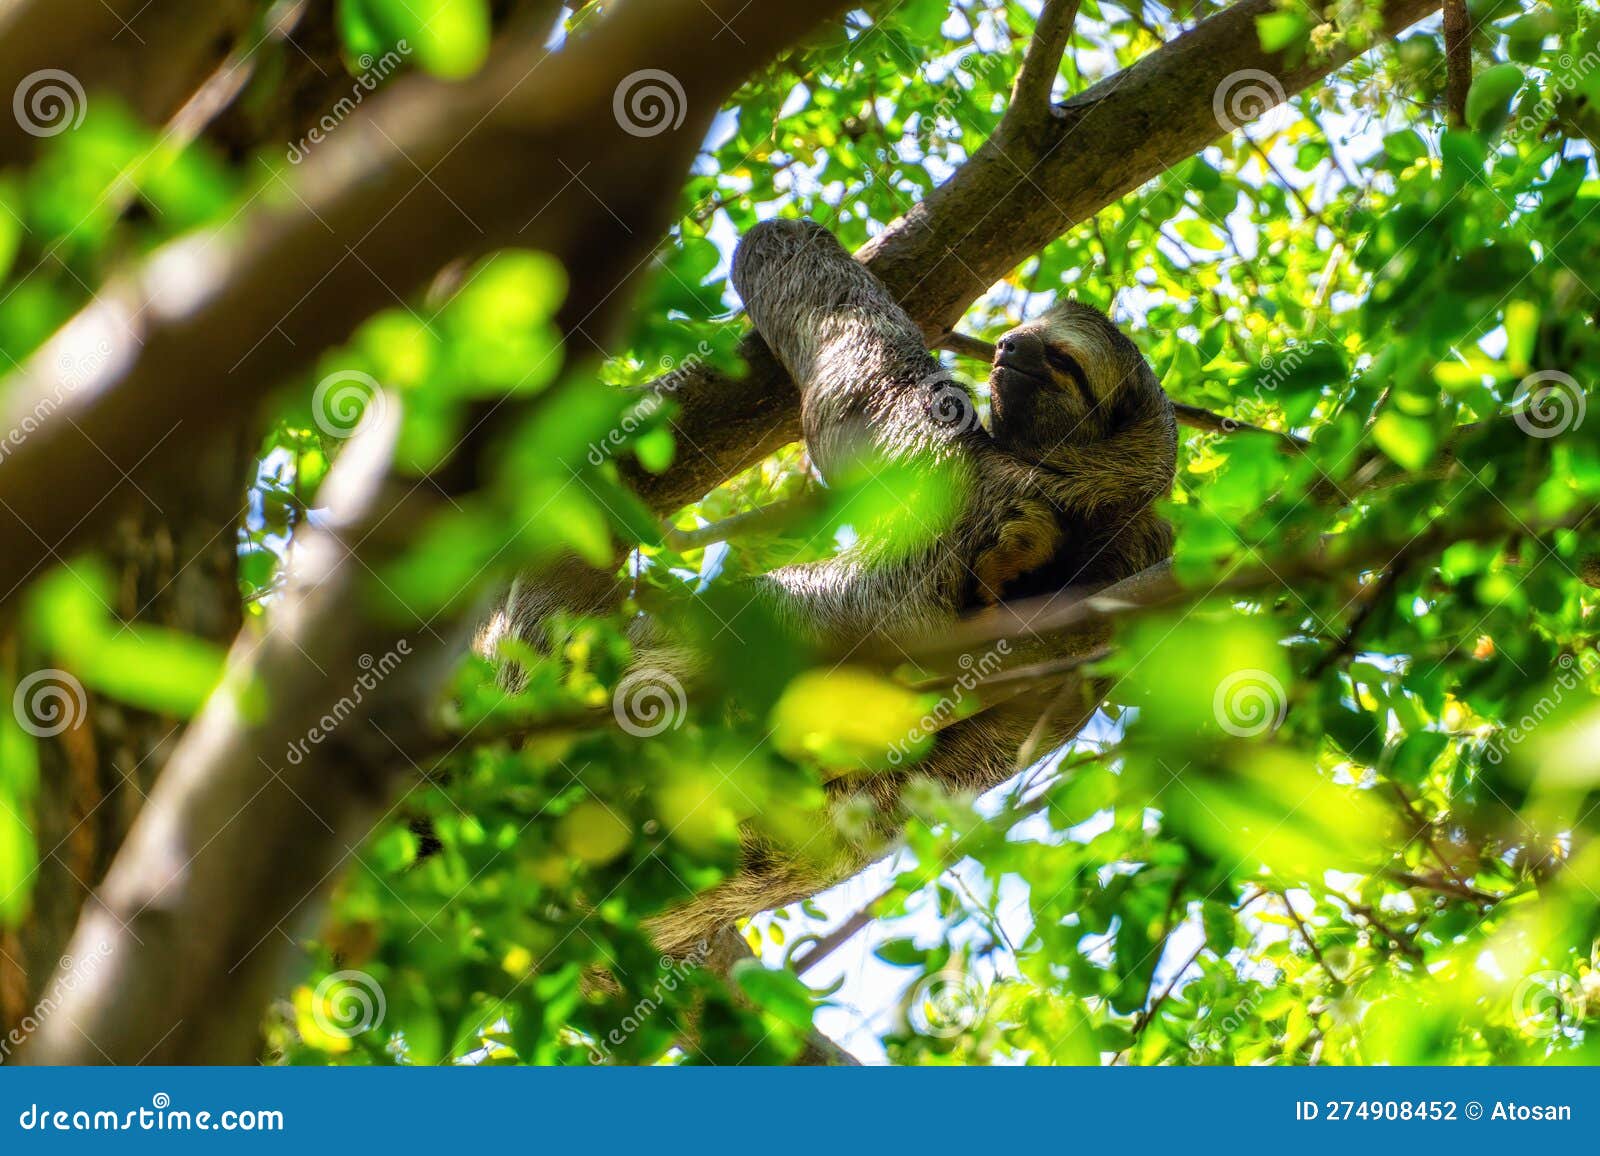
left=637, top=219, right=1177, bottom=954
left=493, top=218, right=1177, bottom=955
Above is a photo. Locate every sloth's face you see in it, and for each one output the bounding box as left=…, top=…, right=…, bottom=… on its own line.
left=986, top=300, right=1150, bottom=459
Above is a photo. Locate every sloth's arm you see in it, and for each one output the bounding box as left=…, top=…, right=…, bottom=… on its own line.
left=730, top=217, right=966, bottom=482
left=1024, top=406, right=1179, bottom=518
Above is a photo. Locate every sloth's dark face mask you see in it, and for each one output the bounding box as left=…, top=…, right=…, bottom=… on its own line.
left=986, top=300, right=1157, bottom=460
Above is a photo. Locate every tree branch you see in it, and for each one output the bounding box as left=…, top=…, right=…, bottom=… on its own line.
left=1443, top=0, right=1471, bottom=128
left=1007, top=0, right=1082, bottom=122
left=16, top=0, right=857, bottom=1066
left=0, top=0, right=852, bottom=611
left=0, top=0, right=255, bottom=167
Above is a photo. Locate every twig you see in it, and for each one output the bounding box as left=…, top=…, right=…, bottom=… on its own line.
left=791, top=884, right=896, bottom=977
left=933, top=330, right=1000, bottom=362
left=1008, top=0, right=1083, bottom=122
left=1243, top=130, right=1332, bottom=232
left=1343, top=897, right=1424, bottom=963
left=1385, top=869, right=1504, bottom=906
left=662, top=494, right=818, bottom=550
left=1122, top=887, right=1266, bottom=1057
left=790, top=785, right=1067, bottom=979
left=1387, top=783, right=1473, bottom=889
left=1443, top=0, right=1471, bottom=128
left=1307, top=543, right=1418, bottom=677
left=1277, top=890, right=1342, bottom=985
left=1171, top=402, right=1310, bottom=450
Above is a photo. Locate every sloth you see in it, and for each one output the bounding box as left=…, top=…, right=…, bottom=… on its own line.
left=633, top=218, right=1178, bottom=955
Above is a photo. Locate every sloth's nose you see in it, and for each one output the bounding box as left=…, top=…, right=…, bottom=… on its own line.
left=995, top=331, right=1045, bottom=372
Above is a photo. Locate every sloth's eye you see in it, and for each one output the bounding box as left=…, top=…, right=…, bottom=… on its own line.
left=1044, top=345, right=1094, bottom=406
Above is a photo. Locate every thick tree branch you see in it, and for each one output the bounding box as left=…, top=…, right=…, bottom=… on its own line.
left=17, top=0, right=856, bottom=1065
left=0, top=0, right=853, bottom=610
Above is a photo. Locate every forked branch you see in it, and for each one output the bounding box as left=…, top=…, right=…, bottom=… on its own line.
left=1008, top=0, right=1083, bottom=121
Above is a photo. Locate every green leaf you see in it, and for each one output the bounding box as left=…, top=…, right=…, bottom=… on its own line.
left=1372, top=411, right=1437, bottom=472
left=633, top=427, right=676, bottom=474
left=874, top=937, right=925, bottom=967
left=1382, top=129, right=1428, bottom=165
left=1256, top=11, right=1309, bottom=53
left=732, top=961, right=817, bottom=1032
left=356, top=0, right=491, bottom=79
left=1465, top=63, right=1523, bottom=133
